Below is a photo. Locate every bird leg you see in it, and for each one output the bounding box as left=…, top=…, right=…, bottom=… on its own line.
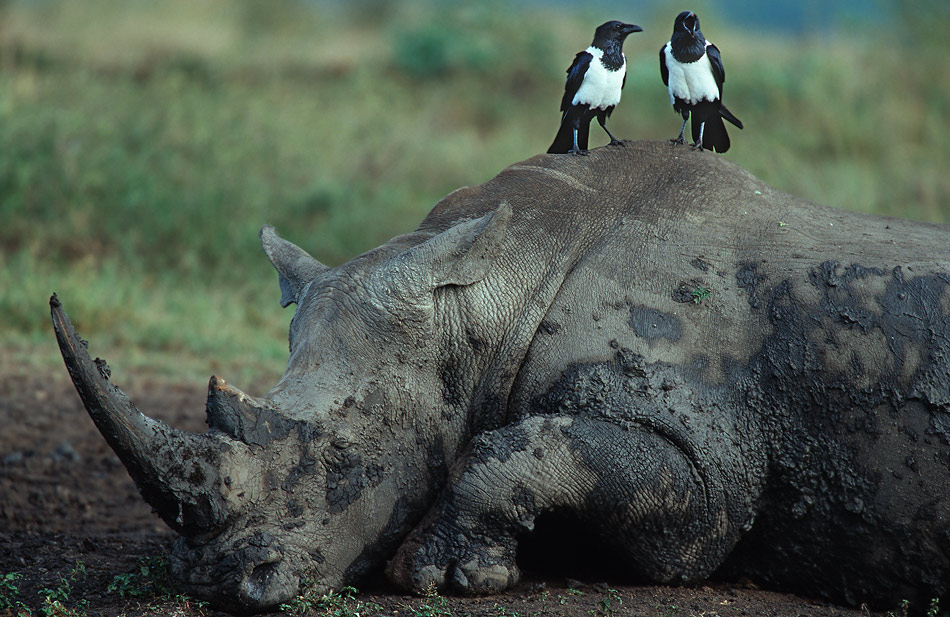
left=598, top=116, right=624, bottom=146
left=670, top=117, right=688, bottom=145
left=569, top=128, right=587, bottom=156
left=691, top=122, right=705, bottom=151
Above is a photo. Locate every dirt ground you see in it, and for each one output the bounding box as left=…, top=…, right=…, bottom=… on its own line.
left=0, top=362, right=881, bottom=617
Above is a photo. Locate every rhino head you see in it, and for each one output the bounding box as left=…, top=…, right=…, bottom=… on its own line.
left=51, top=203, right=511, bottom=612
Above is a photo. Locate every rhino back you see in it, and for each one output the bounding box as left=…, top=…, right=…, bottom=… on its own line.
left=420, top=142, right=950, bottom=605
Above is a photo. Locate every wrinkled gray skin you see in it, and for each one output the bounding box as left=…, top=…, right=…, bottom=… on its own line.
left=52, top=141, right=950, bottom=613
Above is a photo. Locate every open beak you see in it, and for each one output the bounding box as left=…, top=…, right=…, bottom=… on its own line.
left=681, top=12, right=695, bottom=33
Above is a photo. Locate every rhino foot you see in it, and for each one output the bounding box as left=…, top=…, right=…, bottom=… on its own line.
left=388, top=521, right=520, bottom=595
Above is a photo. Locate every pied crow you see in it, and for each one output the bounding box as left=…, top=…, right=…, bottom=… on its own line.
left=548, top=20, right=643, bottom=155
left=660, top=11, right=742, bottom=153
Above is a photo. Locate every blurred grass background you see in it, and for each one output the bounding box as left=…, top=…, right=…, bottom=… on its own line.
left=1, top=0, right=948, bottom=391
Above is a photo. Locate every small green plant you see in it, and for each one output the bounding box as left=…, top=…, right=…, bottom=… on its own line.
left=36, top=561, right=88, bottom=617
left=661, top=604, right=679, bottom=617
left=884, top=598, right=949, bottom=617
left=532, top=590, right=550, bottom=617
left=107, top=555, right=208, bottom=614
left=592, top=588, right=621, bottom=617
left=164, top=593, right=211, bottom=614
left=106, top=573, right=140, bottom=599
left=691, top=286, right=712, bottom=304
left=280, top=584, right=378, bottom=617
left=107, top=555, right=172, bottom=599
left=492, top=603, right=519, bottom=617
left=1, top=572, right=31, bottom=615
left=886, top=599, right=911, bottom=617
left=552, top=587, right=586, bottom=608
left=1, top=572, right=22, bottom=598
left=409, top=586, right=453, bottom=617
left=927, top=597, right=942, bottom=617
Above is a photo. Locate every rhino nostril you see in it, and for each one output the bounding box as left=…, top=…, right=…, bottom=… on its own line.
left=244, top=562, right=279, bottom=603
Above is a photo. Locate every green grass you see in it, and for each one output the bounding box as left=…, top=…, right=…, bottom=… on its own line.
left=1, top=0, right=948, bottom=386
left=0, top=572, right=29, bottom=614
left=1, top=557, right=212, bottom=617
left=279, top=584, right=380, bottom=617
left=0, top=562, right=90, bottom=617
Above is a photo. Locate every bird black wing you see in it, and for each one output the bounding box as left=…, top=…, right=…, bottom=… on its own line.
left=706, top=42, right=725, bottom=96
left=707, top=43, right=742, bottom=129
left=560, top=51, right=593, bottom=113
left=659, top=44, right=670, bottom=87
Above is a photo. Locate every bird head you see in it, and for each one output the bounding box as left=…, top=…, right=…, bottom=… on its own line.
left=673, top=11, right=701, bottom=38
left=593, top=20, right=643, bottom=47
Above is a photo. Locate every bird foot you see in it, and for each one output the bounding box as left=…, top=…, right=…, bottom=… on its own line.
left=608, top=139, right=626, bottom=147
left=568, top=148, right=589, bottom=156
left=690, top=141, right=705, bottom=152
left=669, top=136, right=687, bottom=146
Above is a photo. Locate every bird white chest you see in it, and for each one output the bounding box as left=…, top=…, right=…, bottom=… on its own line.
left=664, top=42, right=719, bottom=104
left=572, top=47, right=626, bottom=110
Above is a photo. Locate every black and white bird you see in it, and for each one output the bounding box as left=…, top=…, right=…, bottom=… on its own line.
left=660, top=11, right=742, bottom=153
left=548, top=21, right=643, bottom=155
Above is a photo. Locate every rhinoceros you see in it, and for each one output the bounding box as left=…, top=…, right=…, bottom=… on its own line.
left=52, top=141, right=950, bottom=613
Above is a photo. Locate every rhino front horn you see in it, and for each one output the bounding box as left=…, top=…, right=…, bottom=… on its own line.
left=50, top=294, right=229, bottom=535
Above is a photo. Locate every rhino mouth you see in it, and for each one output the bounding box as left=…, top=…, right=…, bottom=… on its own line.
left=170, top=536, right=305, bottom=612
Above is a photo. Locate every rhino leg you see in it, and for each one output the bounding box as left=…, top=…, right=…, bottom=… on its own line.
left=388, top=414, right=752, bottom=595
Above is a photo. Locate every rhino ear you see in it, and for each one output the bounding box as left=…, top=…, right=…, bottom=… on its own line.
left=404, top=201, right=512, bottom=290
left=260, top=226, right=329, bottom=308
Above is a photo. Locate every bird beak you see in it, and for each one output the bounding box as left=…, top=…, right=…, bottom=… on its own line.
left=623, top=24, right=643, bottom=35
left=682, top=12, right=695, bottom=32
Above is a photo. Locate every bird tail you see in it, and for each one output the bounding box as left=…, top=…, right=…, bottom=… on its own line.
left=547, top=117, right=575, bottom=154
left=547, top=111, right=590, bottom=154
left=720, top=104, right=743, bottom=129
left=693, top=113, right=731, bottom=154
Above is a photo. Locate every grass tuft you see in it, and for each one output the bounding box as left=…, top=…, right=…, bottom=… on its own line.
left=1, top=0, right=948, bottom=382
left=280, top=584, right=379, bottom=617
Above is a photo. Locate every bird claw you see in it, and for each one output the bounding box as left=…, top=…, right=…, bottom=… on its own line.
left=690, top=141, right=705, bottom=152
left=608, top=139, right=626, bottom=147
left=568, top=148, right=589, bottom=156
left=669, top=137, right=687, bottom=146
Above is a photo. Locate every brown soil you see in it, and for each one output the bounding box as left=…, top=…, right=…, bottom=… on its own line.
left=0, top=362, right=878, bottom=617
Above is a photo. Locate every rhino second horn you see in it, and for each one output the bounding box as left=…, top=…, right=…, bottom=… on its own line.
left=50, top=295, right=228, bottom=535
left=260, top=225, right=329, bottom=308
left=206, top=376, right=299, bottom=448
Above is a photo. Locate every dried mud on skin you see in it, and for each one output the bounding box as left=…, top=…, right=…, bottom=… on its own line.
left=0, top=364, right=876, bottom=616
